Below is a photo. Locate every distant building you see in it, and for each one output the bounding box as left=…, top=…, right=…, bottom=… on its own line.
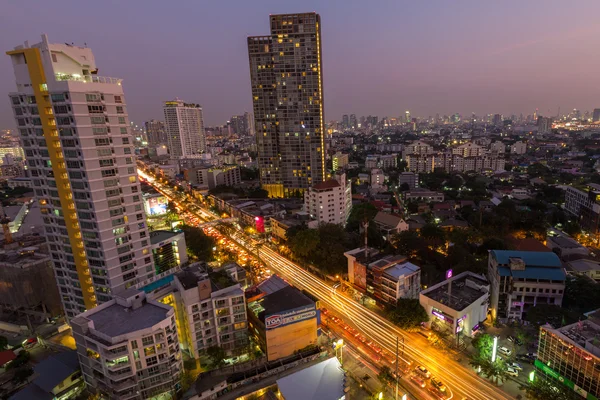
left=487, top=250, right=566, bottom=322
left=304, top=172, right=352, bottom=227
left=72, top=290, right=183, bottom=399
left=246, top=275, right=318, bottom=361
left=332, top=152, right=349, bottom=170
left=490, top=141, right=506, bottom=154
left=145, top=119, right=167, bottom=147
left=405, top=189, right=444, bottom=203
left=344, top=249, right=421, bottom=303
left=537, top=116, right=552, bottom=134
left=564, top=184, right=600, bottom=236
left=184, top=165, right=241, bottom=190
left=398, top=172, right=418, bottom=190
left=172, top=264, right=248, bottom=359
left=593, top=108, right=600, bottom=122
left=510, top=141, right=527, bottom=155
left=537, top=320, right=600, bottom=400
left=370, top=168, right=386, bottom=192
left=420, top=271, right=489, bottom=338
left=164, top=99, right=206, bottom=158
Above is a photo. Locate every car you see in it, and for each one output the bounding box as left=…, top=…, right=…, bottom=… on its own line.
left=516, top=354, right=534, bottom=364
left=415, top=365, right=431, bottom=378
left=22, top=337, right=38, bottom=349
left=498, top=346, right=512, bottom=356
left=410, top=374, right=426, bottom=388
left=507, top=335, right=523, bottom=346
left=431, top=377, right=447, bottom=392
left=507, top=361, right=523, bottom=371
left=525, top=352, right=538, bottom=359
left=506, top=366, right=519, bottom=377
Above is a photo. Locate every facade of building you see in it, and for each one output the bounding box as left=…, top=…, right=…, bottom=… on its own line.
left=372, top=211, right=408, bottom=241
left=71, top=290, right=183, bottom=400
left=420, top=271, right=489, bottom=339
left=537, top=321, right=600, bottom=400
left=304, top=172, right=352, bottom=227
left=0, top=246, right=62, bottom=316
left=7, top=35, right=154, bottom=317
left=164, top=100, right=206, bottom=158
left=246, top=275, right=319, bottom=362
left=564, top=184, right=600, bottom=235
left=345, top=248, right=421, bottom=304
left=487, top=250, right=566, bottom=322
left=370, top=168, right=386, bottom=191
left=398, top=172, right=418, bottom=190
left=404, top=189, right=444, bottom=203
left=172, top=264, right=248, bottom=359
left=248, top=13, right=326, bottom=197
left=332, top=152, right=349, bottom=170
left=150, top=230, right=187, bottom=274
left=403, top=141, right=505, bottom=173
left=145, top=119, right=166, bottom=147
left=510, top=141, right=527, bottom=155
left=184, top=165, right=241, bottom=190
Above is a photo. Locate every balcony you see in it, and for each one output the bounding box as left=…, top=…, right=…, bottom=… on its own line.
left=55, top=73, right=122, bottom=85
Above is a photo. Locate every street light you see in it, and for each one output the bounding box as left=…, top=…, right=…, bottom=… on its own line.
left=491, top=336, right=498, bottom=362
left=378, top=393, right=383, bottom=400
left=334, top=339, right=344, bottom=366
left=529, top=370, right=535, bottom=382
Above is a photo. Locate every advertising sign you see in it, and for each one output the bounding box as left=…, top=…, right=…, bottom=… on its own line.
left=265, top=305, right=317, bottom=330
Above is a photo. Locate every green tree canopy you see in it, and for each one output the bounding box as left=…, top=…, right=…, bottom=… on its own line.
left=205, top=345, right=227, bottom=369
left=346, top=203, right=379, bottom=232
left=386, top=298, right=429, bottom=330
left=181, top=225, right=216, bottom=261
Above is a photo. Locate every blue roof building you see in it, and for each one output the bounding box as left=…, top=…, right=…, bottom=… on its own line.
left=487, top=250, right=566, bottom=322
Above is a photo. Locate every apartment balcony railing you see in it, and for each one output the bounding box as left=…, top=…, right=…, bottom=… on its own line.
left=55, top=73, right=122, bottom=85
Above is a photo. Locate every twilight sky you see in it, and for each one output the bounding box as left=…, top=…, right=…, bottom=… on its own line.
left=2, top=0, right=600, bottom=129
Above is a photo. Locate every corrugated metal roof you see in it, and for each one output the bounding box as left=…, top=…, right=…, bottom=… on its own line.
left=491, top=250, right=561, bottom=267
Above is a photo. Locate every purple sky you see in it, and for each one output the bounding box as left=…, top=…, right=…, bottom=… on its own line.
left=2, top=0, right=600, bottom=129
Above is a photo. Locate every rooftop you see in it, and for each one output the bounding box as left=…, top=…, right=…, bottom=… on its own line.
left=554, top=320, right=600, bottom=358
left=259, top=285, right=315, bottom=317
left=373, top=211, right=404, bottom=228
left=491, top=250, right=566, bottom=281
left=276, top=357, right=345, bottom=400
left=150, top=229, right=182, bottom=245
left=32, top=351, right=80, bottom=392
left=313, top=179, right=341, bottom=190
left=568, top=259, right=600, bottom=273
left=383, top=261, right=420, bottom=280
left=84, top=298, right=170, bottom=338
left=421, top=272, right=489, bottom=312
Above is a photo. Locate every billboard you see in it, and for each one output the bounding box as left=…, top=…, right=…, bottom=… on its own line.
left=145, top=195, right=168, bottom=215
left=265, top=305, right=317, bottom=330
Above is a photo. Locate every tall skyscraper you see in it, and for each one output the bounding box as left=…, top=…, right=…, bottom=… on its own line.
left=593, top=108, right=600, bottom=123
left=342, top=114, right=349, bottom=129
left=145, top=119, right=166, bottom=146
left=6, top=35, right=154, bottom=317
left=349, top=114, right=357, bottom=129
left=163, top=99, right=206, bottom=158
left=248, top=13, right=326, bottom=197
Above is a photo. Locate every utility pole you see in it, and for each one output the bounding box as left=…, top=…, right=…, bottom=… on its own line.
left=395, top=336, right=399, bottom=400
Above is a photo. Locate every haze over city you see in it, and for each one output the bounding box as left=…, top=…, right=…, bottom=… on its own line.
left=2, top=0, right=600, bottom=128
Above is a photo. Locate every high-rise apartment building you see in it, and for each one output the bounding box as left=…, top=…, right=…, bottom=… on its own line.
left=304, top=172, right=352, bottom=227
left=163, top=99, right=206, bottom=159
left=145, top=119, right=166, bottom=147
left=248, top=13, right=326, bottom=197
left=7, top=35, right=155, bottom=317
left=593, top=108, right=600, bottom=123
left=342, top=114, right=349, bottom=129
left=349, top=114, right=357, bottom=129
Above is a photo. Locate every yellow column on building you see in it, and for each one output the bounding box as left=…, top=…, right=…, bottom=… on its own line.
left=6, top=47, right=97, bottom=310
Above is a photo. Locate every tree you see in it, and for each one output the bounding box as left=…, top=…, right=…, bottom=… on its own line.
left=247, top=187, right=269, bottom=198
left=471, top=333, right=494, bottom=359
left=7, top=351, right=30, bottom=370
left=420, top=223, right=446, bottom=245
left=386, top=298, right=429, bottom=330
left=346, top=203, right=379, bottom=232
left=0, top=335, right=7, bottom=350
left=377, top=365, right=395, bottom=386
left=520, top=377, right=580, bottom=400
left=288, top=229, right=320, bottom=260
left=391, top=230, right=423, bottom=257
left=12, top=367, right=33, bottom=384
left=563, top=275, right=600, bottom=312
left=399, top=182, right=410, bottom=192
left=205, top=345, right=227, bottom=369
left=181, top=225, right=216, bottom=261
left=563, top=221, right=581, bottom=237
left=470, top=355, right=508, bottom=384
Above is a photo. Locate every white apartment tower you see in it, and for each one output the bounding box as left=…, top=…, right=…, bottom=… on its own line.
left=7, top=35, right=155, bottom=318
left=305, top=172, right=352, bottom=227
left=163, top=99, right=206, bottom=158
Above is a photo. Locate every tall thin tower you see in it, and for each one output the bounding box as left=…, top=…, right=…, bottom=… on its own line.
left=7, top=35, right=155, bottom=317
left=248, top=13, right=326, bottom=197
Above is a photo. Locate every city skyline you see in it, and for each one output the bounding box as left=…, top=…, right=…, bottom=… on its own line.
left=3, top=0, right=600, bottom=129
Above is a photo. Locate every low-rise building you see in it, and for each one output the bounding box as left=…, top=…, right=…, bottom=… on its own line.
left=71, top=289, right=183, bottom=400
left=150, top=230, right=188, bottom=274
left=304, top=173, right=352, bottom=227
left=6, top=177, right=31, bottom=189
left=398, top=172, right=418, bottom=190
left=405, top=189, right=444, bottom=203
left=270, top=213, right=310, bottom=242
left=567, top=259, right=600, bottom=281
left=246, top=275, right=319, bottom=362
left=546, top=234, right=590, bottom=260
left=332, top=152, right=349, bottom=170
left=487, top=250, right=566, bottom=322
left=420, top=271, right=490, bottom=339
left=344, top=248, right=421, bottom=303
left=537, top=320, right=600, bottom=400
left=184, top=165, right=241, bottom=190
left=9, top=351, right=85, bottom=400
left=172, top=263, right=248, bottom=359
left=370, top=168, right=386, bottom=192
left=372, top=211, right=408, bottom=240
left=276, top=357, right=346, bottom=400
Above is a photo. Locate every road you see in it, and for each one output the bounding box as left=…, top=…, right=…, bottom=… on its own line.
left=139, top=168, right=515, bottom=400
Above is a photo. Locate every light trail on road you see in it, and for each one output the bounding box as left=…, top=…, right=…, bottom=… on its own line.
left=140, top=169, right=515, bottom=400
